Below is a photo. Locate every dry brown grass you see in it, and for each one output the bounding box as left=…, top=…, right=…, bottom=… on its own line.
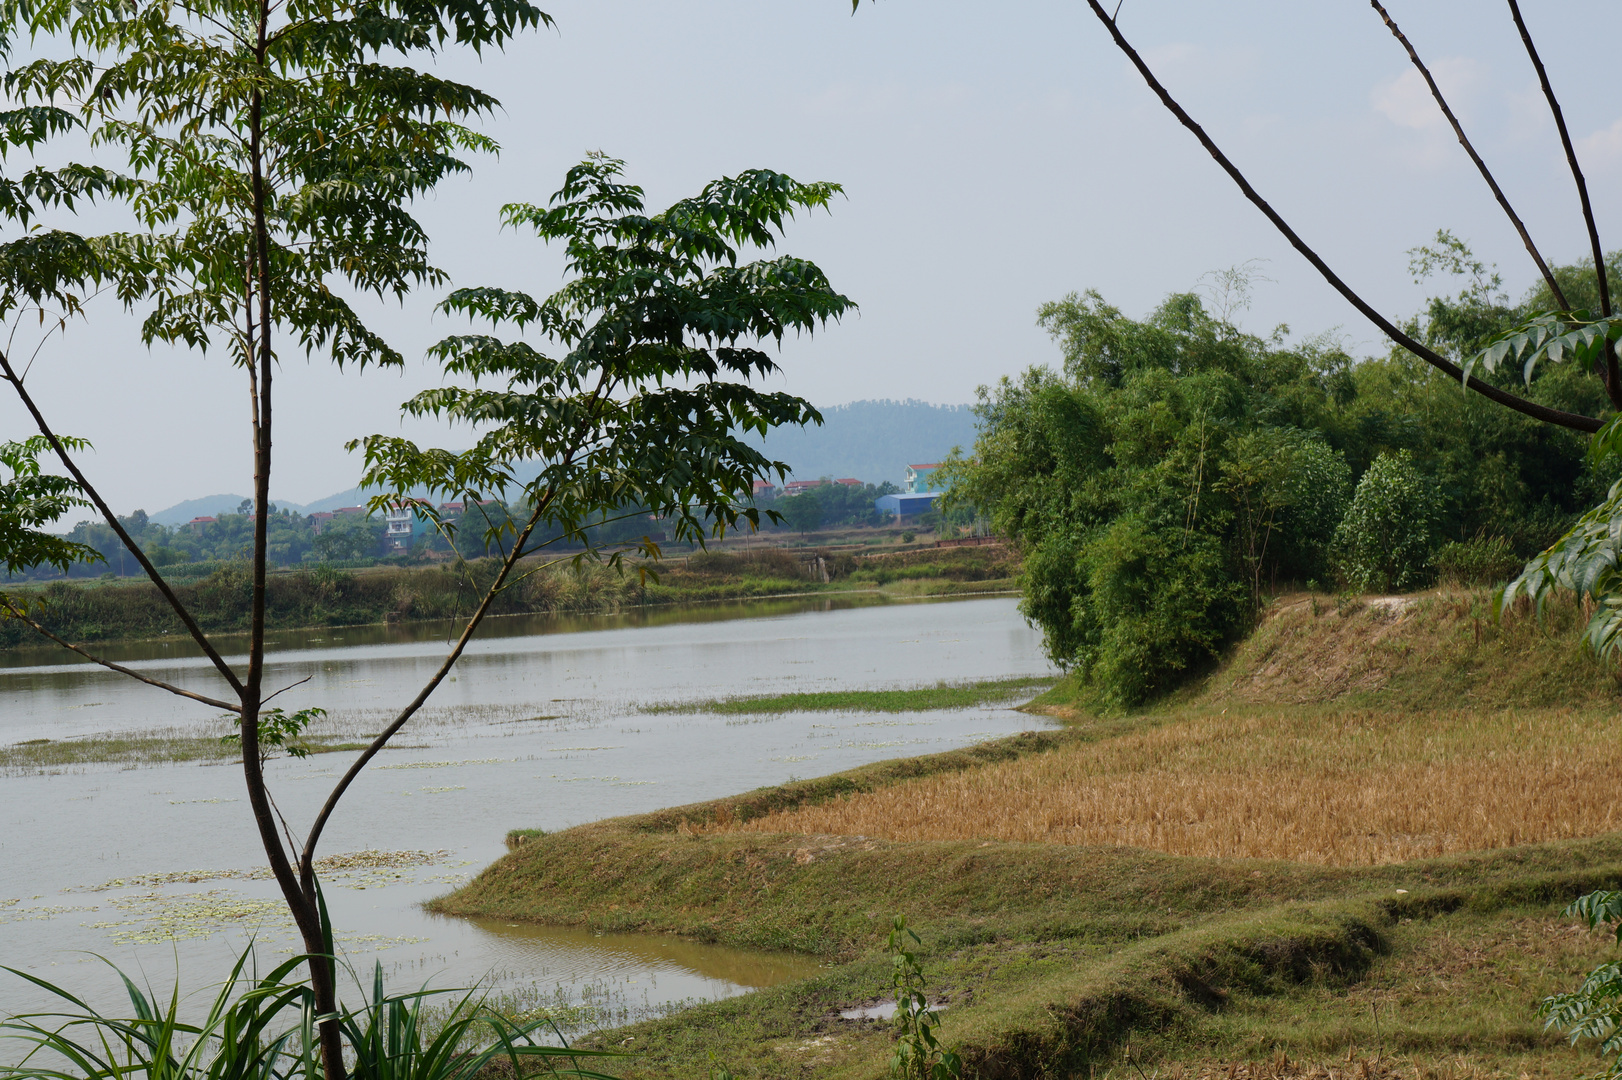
left=730, top=707, right=1622, bottom=865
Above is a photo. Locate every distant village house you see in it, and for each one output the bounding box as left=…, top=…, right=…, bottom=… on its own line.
left=875, top=462, right=946, bottom=522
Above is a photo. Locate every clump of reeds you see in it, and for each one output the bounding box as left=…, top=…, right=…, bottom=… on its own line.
left=731, top=707, right=1622, bottom=866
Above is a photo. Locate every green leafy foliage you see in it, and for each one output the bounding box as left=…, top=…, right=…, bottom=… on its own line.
left=352, top=155, right=854, bottom=563
left=0, top=949, right=622, bottom=1080
left=948, top=293, right=1352, bottom=705
left=0, top=436, right=99, bottom=608
left=313, top=515, right=387, bottom=563
left=0, top=0, right=564, bottom=1067
left=1500, top=414, right=1622, bottom=662
left=1331, top=450, right=1439, bottom=593
left=777, top=490, right=825, bottom=535
left=886, top=916, right=960, bottom=1080
left=1, top=949, right=315, bottom=1080
left=2, top=0, right=550, bottom=370
left=768, top=480, right=898, bottom=534
left=1541, top=891, right=1622, bottom=1079
left=1431, top=533, right=1522, bottom=586
left=337, top=963, right=620, bottom=1080
left=960, top=246, right=1620, bottom=705
left=222, top=706, right=328, bottom=763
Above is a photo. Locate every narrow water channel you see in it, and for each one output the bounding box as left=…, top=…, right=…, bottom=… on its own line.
left=0, top=596, right=1055, bottom=1033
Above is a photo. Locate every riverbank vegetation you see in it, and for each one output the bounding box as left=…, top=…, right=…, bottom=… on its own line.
left=440, top=590, right=1622, bottom=1078
left=0, top=545, right=1016, bottom=650
left=945, top=245, right=1622, bottom=709
left=644, top=676, right=1054, bottom=717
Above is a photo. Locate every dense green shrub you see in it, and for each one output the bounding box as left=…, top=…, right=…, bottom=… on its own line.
left=946, top=294, right=1360, bottom=706
left=1430, top=533, right=1522, bottom=586
left=1332, top=450, right=1439, bottom=593
left=950, top=258, right=1614, bottom=705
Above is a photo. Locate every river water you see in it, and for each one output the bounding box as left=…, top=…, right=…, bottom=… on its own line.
left=0, top=595, right=1055, bottom=1033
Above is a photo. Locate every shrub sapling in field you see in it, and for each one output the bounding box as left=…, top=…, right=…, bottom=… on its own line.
left=887, top=915, right=961, bottom=1080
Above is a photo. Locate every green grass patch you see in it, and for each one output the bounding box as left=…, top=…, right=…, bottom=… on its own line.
left=0, top=732, right=374, bottom=773
left=644, top=676, right=1057, bottom=716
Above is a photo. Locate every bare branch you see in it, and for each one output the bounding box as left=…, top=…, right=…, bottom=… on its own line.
left=1504, top=0, right=1618, bottom=404
left=4, top=601, right=242, bottom=713
left=0, top=349, right=249, bottom=690
left=1369, top=1, right=1567, bottom=311
left=298, top=498, right=548, bottom=878
left=1081, top=0, right=1603, bottom=434
left=261, top=674, right=312, bottom=708
left=301, top=368, right=620, bottom=877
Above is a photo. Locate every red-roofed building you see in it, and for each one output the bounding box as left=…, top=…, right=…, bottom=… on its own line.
left=185, top=516, right=217, bottom=531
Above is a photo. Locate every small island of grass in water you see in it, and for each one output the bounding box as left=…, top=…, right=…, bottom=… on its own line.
left=643, top=675, right=1057, bottom=716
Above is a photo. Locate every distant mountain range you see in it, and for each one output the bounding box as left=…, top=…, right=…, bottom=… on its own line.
left=147, top=489, right=370, bottom=527
left=742, top=399, right=978, bottom=486
left=147, top=399, right=981, bottom=525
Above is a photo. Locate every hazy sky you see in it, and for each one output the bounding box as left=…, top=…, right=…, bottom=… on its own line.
left=3, top=0, right=1619, bottom=513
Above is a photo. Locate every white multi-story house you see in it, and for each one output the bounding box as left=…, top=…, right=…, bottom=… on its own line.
left=384, top=502, right=417, bottom=552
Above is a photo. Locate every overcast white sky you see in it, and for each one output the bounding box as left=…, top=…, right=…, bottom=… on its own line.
left=3, top=0, right=1619, bottom=513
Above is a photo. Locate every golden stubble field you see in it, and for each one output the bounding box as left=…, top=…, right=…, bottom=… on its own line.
left=731, top=708, right=1622, bottom=865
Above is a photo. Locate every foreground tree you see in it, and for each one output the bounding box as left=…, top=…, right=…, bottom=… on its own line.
left=0, top=0, right=549, bottom=1068
left=0, top=0, right=850, bottom=1071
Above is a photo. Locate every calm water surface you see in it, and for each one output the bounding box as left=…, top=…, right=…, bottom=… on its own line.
left=0, top=596, right=1055, bottom=1030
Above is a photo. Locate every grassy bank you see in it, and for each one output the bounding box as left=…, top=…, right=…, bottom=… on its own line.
left=644, top=676, right=1056, bottom=716
left=0, top=730, right=370, bottom=774
left=435, top=588, right=1622, bottom=1078
left=0, top=544, right=1019, bottom=650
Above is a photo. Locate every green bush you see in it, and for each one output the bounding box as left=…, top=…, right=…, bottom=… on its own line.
left=1333, top=450, right=1439, bottom=593
left=1082, top=519, right=1248, bottom=708
left=1273, top=438, right=1354, bottom=583
left=1430, top=533, right=1522, bottom=586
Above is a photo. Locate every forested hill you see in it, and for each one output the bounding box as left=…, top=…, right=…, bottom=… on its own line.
left=742, top=399, right=978, bottom=486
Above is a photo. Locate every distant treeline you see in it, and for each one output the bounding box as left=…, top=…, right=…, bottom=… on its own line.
left=6, top=498, right=695, bottom=585
left=1, top=560, right=632, bottom=648
left=0, top=545, right=1017, bottom=650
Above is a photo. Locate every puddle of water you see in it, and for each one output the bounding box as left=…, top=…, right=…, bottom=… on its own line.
left=838, top=1000, right=948, bottom=1021
left=0, top=597, right=1053, bottom=1034
left=465, top=918, right=823, bottom=990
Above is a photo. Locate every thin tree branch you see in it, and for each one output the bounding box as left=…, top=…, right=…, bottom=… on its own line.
left=1504, top=0, right=1618, bottom=405
left=1369, top=0, right=1567, bottom=311
left=4, top=602, right=241, bottom=712
left=0, top=350, right=248, bottom=690
left=261, top=674, right=312, bottom=708
left=1081, top=0, right=1603, bottom=434
left=298, top=499, right=548, bottom=875
left=300, top=371, right=618, bottom=876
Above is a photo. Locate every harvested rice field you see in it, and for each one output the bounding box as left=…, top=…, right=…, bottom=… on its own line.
left=728, top=706, right=1622, bottom=864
